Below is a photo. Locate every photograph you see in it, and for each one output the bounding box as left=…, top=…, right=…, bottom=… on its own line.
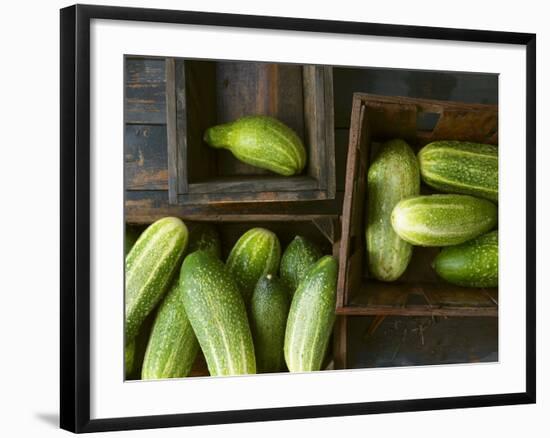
left=123, top=56, right=499, bottom=380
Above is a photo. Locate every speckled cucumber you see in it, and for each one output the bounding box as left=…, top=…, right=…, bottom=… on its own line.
left=366, top=139, right=420, bottom=281
left=187, top=223, right=221, bottom=258
left=418, top=141, right=498, bottom=202
left=125, top=217, right=188, bottom=343
left=279, top=235, right=322, bottom=294
left=141, top=280, right=199, bottom=380
left=391, top=194, right=497, bottom=247
left=226, top=227, right=281, bottom=304
left=433, top=230, right=498, bottom=287
left=250, top=274, right=290, bottom=373
left=180, top=250, right=256, bottom=376
left=284, top=256, right=338, bottom=372
left=204, top=115, right=306, bottom=176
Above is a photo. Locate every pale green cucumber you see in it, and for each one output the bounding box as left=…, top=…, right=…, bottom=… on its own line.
left=366, top=139, right=420, bottom=281
left=433, top=230, right=498, bottom=287
left=180, top=250, right=256, bottom=376
left=125, top=217, right=188, bottom=343
left=280, top=235, right=322, bottom=294
left=284, top=256, right=338, bottom=372
left=226, top=227, right=281, bottom=304
left=391, top=194, right=497, bottom=247
left=250, top=274, right=290, bottom=373
left=141, top=280, right=199, bottom=380
left=204, top=115, right=306, bottom=176
left=418, top=141, right=498, bottom=202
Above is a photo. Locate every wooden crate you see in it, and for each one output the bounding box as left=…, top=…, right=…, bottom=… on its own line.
left=337, top=93, right=499, bottom=314
left=165, top=58, right=335, bottom=205
left=127, top=215, right=340, bottom=379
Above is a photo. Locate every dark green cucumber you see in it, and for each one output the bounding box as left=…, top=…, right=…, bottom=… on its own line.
left=433, top=230, right=498, bottom=287
left=141, top=280, right=199, bottom=380
left=418, top=141, right=498, bottom=202
left=125, top=225, right=145, bottom=257
left=391, top=194, right=497, bottom=246
left=125, top=340, right=136, bottom=379
left=204, top=115, right=306, bottom=176
left=226, top=227, right=281, bottom=304
left=125, top=217, right=188, bottom=343
left=250, top=274, right=290, bottom=373
left=366, top=139, right=420, bottom=281
left=125, top=311, right=155, bottom=380
left=284, top=256, right=337, bottom=372
left=279, top=235, right=322, bottom=294
left=180, top=250, right=256, bottom=376
left=187, top=223, right=221, bottom=258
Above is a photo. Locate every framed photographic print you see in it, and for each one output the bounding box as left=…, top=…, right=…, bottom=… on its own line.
left=60, top=4, right=536, bottom=433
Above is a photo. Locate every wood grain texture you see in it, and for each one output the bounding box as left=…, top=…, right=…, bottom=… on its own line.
left=125, top=58, right=166, bottom=124
left=124, top=125, right=168, bottom=190
left=125, top=190, right=343, bottom=224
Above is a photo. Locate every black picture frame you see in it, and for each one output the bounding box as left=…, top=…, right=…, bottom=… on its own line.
left=60, top=4, right=536, bottom=433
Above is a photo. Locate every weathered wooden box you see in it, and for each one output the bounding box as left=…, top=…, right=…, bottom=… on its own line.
left=337, top=94, right=499, bottom=318
left=165, top=58, right=335, bottom=205
left=127, top=215, right=340, bottom=378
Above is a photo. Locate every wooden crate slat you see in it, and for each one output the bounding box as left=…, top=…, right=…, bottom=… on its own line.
left=125, top=190, right=342, bottom=224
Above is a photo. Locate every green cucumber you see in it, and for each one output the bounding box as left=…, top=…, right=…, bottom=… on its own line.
left=204, top=115, right=306, bottom=176
left=391, top=194, right=497, bottom=247
left=125, top=311, right=155, bottom=380
left=366, top=139, right=420, bottom=281
left=125, top=217, right=188, bottom=343
left=418, top=141, right=498, bottom=202
left=284, top=256, right=337, bottom=372
left=125, top=340, right=136, bottom=379
left=188, top=223, right=221, bottom=258
left=250, top=274, right=290, bottom=373
left=226, top=227, right=281, bottom=304
left=433, top=230, right=498, bottom=287
left=280, top=235, right=322, bottom=294
left=141, top=280, right=199, bottom=380
left=180, top=250, right=256, bottom=376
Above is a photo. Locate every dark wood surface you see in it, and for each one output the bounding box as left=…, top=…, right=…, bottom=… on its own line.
left=124, top=59, right=500, bottom=372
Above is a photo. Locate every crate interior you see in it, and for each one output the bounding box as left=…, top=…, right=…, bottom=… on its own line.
left=341, top=98, right=499, bottom=315
left=126, top=218, right=337, bottom=379
left=183, top=59, right=319, bottom=184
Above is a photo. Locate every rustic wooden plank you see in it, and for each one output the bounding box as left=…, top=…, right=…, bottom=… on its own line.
left=175, top=59, right=188, bottom=194
left=125, top=83, right=166, bottom=125
left=336, top=100, right=367, bottom=309
left=187, top=176, right=318, bottom=194
left=323, top=66, right=336, bottom=198
left=124, top=125, right=168, bottom=190
left=126, top=58, right=165, bottom=84
left=333, top=67, right=498, bottom=129
left=178, top=189, right=330, bottom=204
left=125, top=190, right=343, bottom=224
left=125, top=58, right=166, bottom=124
left=165, top=59, right=178, bottom=204
left=333, top=316, right=348, bottom=369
